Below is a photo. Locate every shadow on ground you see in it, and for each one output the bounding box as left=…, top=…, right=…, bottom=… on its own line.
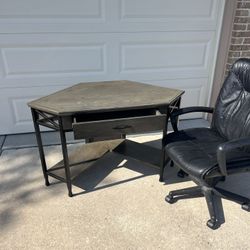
left=0, top=139, right=187, bottom=232
left=1, top=138, right=250, bottom=234
left=0, top=146, right=66, bottom=232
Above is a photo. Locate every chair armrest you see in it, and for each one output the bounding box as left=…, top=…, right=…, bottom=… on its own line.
left=217, top=137, right=250, bottom=176
left=170, top=106, right=214, bottom=132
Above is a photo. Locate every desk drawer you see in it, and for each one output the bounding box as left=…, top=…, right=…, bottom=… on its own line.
left=73, top=114, right=166, bottom=139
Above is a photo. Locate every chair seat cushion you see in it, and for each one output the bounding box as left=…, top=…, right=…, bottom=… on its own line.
left=164, top=128, right=250, bottom=179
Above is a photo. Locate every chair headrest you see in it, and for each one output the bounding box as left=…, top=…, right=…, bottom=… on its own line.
left=231, top=58, right=250, bottom=92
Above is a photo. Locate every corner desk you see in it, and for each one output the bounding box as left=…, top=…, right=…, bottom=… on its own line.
left=28, top=80, right=184, bottom=197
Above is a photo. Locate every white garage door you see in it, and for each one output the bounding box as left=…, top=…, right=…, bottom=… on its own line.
left=0, top=0, right=225, bottom=134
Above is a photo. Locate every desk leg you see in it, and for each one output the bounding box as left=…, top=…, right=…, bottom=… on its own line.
left=159, top=98, right=181, bottom=181
left=31, top=108, right=50, bottom=186
left=159, top=109, right=168, bottom=182
left=159, top=143, right=166, bottom=182
left=59, top=118, right=73, bottom=197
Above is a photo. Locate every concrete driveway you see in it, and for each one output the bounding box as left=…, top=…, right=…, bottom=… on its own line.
left=1, top=133, right=250, bottom=249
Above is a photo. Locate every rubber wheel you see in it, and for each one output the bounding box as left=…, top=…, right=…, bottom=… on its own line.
left=165, top=194, right=175, bottom=204
left=206, top=219, right=220, bottom=230
left=242, top=203, right=250, bottom=212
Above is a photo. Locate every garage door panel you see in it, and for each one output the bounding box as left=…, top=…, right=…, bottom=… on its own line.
left=0, top=0, right=104, bottom=19
left=120, top=0, right=214, bottom=19
left=0, top=34, right=110, bottom=87
left=0, top=0, right=222, bottom=33
left=120, top=43, right=207, bottom=71
left=117, top=32, right=213, bottom=79
left=2, top=45, right=106, bottom=76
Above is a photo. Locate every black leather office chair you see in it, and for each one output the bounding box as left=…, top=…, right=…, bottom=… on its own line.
left=160, top=58, right=250, bottom=229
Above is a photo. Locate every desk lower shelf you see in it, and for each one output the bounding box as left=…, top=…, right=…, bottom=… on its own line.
left=47, top=139, right=161, bottom=185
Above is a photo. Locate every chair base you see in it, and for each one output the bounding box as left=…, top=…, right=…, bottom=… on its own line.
left=165, top=185, right=250, bottom=230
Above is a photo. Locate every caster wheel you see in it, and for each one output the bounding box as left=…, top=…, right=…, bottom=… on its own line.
left=206, top=219, right=220, bottom=230
left=242, top=203, right=250, bottom=212
left=165, top=194, right=175, bottom=204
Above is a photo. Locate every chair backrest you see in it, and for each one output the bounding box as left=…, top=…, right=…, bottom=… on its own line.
left=212, top=58, right=250, bottom=140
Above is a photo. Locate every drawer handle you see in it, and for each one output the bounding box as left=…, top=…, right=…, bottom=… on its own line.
left=112, top=125, right=132, bottom=130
